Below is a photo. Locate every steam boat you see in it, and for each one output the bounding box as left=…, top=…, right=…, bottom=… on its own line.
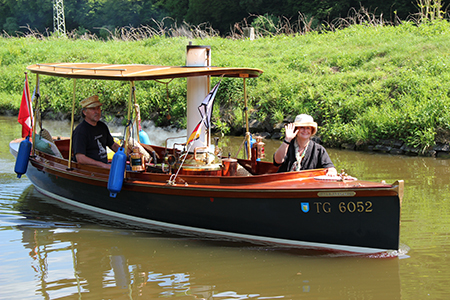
left=10, top=45, right=404, bottom=254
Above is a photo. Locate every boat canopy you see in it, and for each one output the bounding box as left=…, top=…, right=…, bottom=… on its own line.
left=26, top=63, right=263, bottom=81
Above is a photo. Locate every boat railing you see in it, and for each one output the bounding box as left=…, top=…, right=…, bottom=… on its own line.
left=164, top=136, right=186, bottom=150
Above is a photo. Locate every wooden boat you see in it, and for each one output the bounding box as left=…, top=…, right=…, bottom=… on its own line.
left=10, top=45, right=404, bottom=254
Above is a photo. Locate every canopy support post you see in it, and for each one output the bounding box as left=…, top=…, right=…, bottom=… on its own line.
left=31, top=73, right=39, bottom=156
left=67, top=79, right=76, bottom=170
left=125, top=81, right=135, bottom=151
left=244, top=77, right=251, bottom=160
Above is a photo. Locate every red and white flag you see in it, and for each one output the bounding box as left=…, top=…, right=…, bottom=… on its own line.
left=18, top=74, right=33, bottom=138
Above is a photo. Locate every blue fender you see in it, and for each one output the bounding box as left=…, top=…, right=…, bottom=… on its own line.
left=139, top=129, right=151, bottom=145
left=14, top=136, right=32, bottom=178
left=107, top=147, right=127, bottom=198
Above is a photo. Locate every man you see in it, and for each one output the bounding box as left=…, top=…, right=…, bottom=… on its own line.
left=73, top=95, right=120, bottom=169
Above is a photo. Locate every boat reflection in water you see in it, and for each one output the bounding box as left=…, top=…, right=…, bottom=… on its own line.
left=15, top=186, right=402, bottom=300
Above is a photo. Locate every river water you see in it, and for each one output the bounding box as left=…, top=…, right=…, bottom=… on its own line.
left=1, top=115, right=450, bottom=299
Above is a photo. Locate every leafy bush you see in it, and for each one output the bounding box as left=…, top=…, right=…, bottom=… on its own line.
left=2, top=20, right=450, bottom=152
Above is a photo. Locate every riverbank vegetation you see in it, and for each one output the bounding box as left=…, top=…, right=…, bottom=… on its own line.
left=1, top=9, right=450, bottom=153
left=1, top=0, right=418, bottom=36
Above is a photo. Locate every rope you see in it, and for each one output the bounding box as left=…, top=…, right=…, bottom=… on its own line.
left=154, top=78, right=174, bottom=109
left=167, top=142, right=195, bottom=186
left=122, top=119, right=133, bottom=148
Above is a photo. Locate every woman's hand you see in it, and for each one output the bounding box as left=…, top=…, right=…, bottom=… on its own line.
left=326, top=167, right=338, bottom=176
left=284, top=123, right=298, bottom=143
left=274, top=123, right=298, bottom=164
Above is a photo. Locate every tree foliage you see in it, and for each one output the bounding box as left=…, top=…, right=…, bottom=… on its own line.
left=0, top=0, right=418, bottom=36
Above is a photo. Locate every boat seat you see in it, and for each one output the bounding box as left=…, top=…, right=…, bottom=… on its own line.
left=236, top=164, right=252, bottom=176
left=35, top=129, right=63, bottom=158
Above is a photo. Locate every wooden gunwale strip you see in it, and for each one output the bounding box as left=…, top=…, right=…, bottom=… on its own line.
left=32, top=159, right=398, bottom=195
left=31, top=160, right=108, bottom=185
left=31, top=160, right=399, bottom=199
left=126, top=170, right=393, bottom=188
left=34, top=152, right=105, bottom=174
left=122, top=182, right=399, bottom=198
left=32, top=152, right=398, bottom=194
left=125, top=166, right=327, bottom=184
left=33, top=154, right=395, bottom=190
left=124, top=180, right=400, bottom=193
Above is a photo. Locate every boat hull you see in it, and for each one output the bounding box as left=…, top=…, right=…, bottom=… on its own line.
left=23, top=154, right=401, bottom=254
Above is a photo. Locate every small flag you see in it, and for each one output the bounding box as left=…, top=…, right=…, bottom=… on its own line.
left=32, top=74, right=40, bottom=103
left=198, top=80, right=221, bottom=129
left=187, top=120, right=202, bottom=145
left=18, top=74, right=33, bottom=138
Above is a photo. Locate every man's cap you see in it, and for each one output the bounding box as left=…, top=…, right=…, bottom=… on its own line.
left=80, top=95, right=102, bottom=109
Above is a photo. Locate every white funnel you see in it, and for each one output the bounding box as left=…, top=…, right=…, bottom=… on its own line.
left=186, top=45, right=211, bottom=151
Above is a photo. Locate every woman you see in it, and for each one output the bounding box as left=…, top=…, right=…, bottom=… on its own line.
left=273, top=114, right=337, bottom=175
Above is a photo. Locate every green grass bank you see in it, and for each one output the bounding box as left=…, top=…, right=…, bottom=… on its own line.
left=1, top=21, right=450, bottom=153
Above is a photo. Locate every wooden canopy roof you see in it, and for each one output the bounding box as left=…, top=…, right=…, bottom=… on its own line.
left=26, top=63, right=263, bottom=81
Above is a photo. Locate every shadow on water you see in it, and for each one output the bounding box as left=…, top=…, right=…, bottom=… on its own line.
left=5, top=185, right=403, bottom=299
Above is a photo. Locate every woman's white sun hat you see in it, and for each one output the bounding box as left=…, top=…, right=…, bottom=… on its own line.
left=293, top=114, right=317, bottom=135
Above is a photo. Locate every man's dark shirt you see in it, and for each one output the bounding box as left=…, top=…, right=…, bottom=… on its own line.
left=73, top=120, right=114, bottom=163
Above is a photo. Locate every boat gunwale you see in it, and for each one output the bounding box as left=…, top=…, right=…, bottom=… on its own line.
left=27, top=146, right=399, bottom=196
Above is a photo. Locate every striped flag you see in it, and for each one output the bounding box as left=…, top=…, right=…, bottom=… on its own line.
left=186, top=120, right=203, bottom=145
left=198, top=80, right=221, bottom=129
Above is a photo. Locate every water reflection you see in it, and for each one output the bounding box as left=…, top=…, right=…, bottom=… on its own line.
left=8, top=185, right=402, bottom=300
left=6, top=116, right=450, bottom=299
